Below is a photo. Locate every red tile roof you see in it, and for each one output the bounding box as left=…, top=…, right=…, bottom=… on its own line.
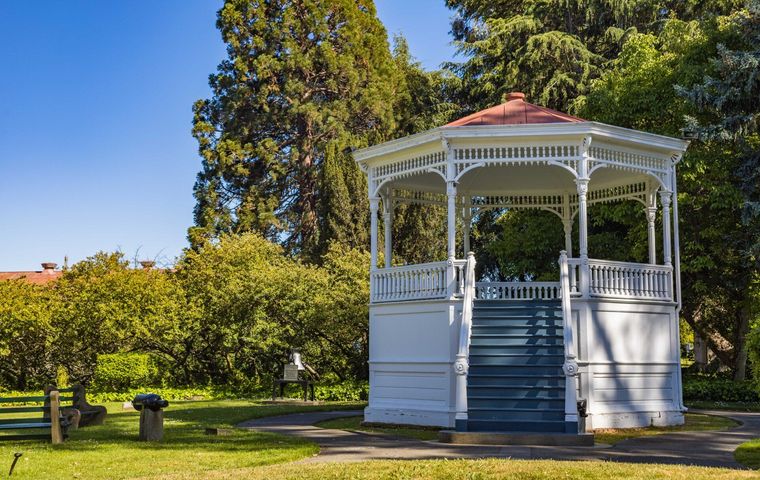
left=446, top=92, right=585, bottom=127
left=0, top=270, right=62, bottom=285
left=0, top=263, right=62, bottom=285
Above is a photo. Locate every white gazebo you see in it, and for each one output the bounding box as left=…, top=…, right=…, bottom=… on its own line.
left=353, top=93, right=689, bottom=436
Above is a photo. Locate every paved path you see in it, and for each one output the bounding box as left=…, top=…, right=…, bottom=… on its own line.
left=239, top=409, right=760, bottom=469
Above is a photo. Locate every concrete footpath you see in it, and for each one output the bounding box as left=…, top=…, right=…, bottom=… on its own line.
left=239, top=409, right=760, bottom=469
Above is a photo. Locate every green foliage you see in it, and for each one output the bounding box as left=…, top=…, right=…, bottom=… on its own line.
left=314, top=381, right=369, bottom=402
left=92, top=353, right=160, bottom=392
left=0, top=280, right=54, bottom=390
left=86, top=387, right=229, bottom=404
left=486, top=210, right=564, bottom=280
left=50, top=252, right=190, bottom=384
left=682, top=375, right=760, bottom=402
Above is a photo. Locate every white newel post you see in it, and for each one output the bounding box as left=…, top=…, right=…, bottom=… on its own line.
left=576, top=178, right=590, bottom=297
left=454, top=252, right=476, bottom=429
left=559, top=250, right=579, bottom=431
left=660, top=191, right=673, bottom=266
left=383, top=197, right=392, bottom=268
left=446, top=181, right=457, bottom=296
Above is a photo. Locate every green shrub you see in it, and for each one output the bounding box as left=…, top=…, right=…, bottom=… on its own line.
left=682, top=376, right=760, bottom=402
left=314, top=381, right=368, bottom=401
left=87, top=387, right=231, bottom=403
left=92, top=353, right=160, bottom=392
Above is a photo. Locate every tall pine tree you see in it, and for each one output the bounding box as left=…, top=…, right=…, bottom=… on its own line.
left=190, top=0, right=399, bottom=256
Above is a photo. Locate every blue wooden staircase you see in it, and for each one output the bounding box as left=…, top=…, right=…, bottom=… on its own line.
left=462, top=298, right=575, bottom=433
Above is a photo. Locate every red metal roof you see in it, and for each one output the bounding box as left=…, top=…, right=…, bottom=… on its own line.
left=446, top=92, right=585, bottom=127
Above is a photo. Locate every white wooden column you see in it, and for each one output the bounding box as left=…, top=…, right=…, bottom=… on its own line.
left=576, top=178, right=590, bottom=296
left=369, top=197, right=380, bottom=269
left=462, top=199, right=471, bottom=255
left=646, top=207, right=657, bottom=264
left=660, top=191, right=673, bottom=266
left=383, top=197, right=392, bottom=268
left=562, top=192, right=573, bottom=256
left=447, top=181, right=457, bottom=259
left=646, top=189, right=658, bottom=264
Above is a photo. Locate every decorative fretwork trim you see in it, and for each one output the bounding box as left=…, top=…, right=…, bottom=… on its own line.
left=453, top=144, right=581, bottom=181
left=370, top=150, right=446, bottom=196
left=391, top=189, right=447, bottom=206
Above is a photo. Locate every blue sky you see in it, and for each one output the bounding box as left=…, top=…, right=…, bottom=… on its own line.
left=0, top=1, right=456, bottom=271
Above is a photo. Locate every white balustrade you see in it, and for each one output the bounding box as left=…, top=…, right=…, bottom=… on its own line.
left=475, top=281, right=561, bottom=300
left=587, top=259, right=673, bottom=300
left=371, top=260, right=466, bottom=303
left=454, top=253, right=476, bottom=427
left=558, top=251, right=579, bottom=431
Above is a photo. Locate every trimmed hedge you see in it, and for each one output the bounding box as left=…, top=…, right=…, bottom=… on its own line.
left=682, top=376, right=760, bottom=402
left=92, top=353, right=160, bottom=392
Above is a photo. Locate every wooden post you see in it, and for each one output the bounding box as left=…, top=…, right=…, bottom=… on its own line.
left=446, top=181, right=457, bottom=259
left=660, top=191, right=672, bottom=266
left=562, top=192, right=572, bottom=256
left=576, top=178, right=590, bottom=297
left=49, top=390, right=63, bottom=444
left=370, top=197, right=380, bottom=269
left=383, top=196, right=392, bottom=268
left=462, top=199, right=471, bottom=256
left=646, top=206, right=657, bottom=265
left=139, top=409, right=164, bottom=442
left=446, top=181, right=458, bottom=297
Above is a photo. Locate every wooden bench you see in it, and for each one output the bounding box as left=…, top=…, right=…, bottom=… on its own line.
left=45, top=384, right=107, bottom=427
left=0, top=390, right=73, bottom=443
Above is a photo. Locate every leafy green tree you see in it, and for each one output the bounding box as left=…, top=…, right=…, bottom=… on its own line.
left=190, top=0, right=400, bottom=257
left=177, top=233, right=372, bottom=385
left=51, top=252, right=189, bottom=384
left=0, top=280, right=54, bottom=390
left=579, top=15, right=757, bottom=377
left=446, top=0, right=741, bottom=111
left=679, top=0, right=760, bottom=379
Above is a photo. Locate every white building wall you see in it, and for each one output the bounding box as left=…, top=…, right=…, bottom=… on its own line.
left=364, top=299, right=460, bottom=427
left=365, top=297, right=684, bottom=430
left=574, top=298, right=685, bottom=430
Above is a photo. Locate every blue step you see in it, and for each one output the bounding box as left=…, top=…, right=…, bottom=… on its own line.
left=468, top=408, right=565, bottom=422
left=468, top=375, right=564, bottom=388
left=464, top=299, right=571, bottom=434
left=470, top=335, right=563, bottom=346
left=466, top=419, right=568, bottom=433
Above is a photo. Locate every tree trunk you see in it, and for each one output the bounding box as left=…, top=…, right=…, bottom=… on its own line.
left=733, top=305, right=751, bottom=381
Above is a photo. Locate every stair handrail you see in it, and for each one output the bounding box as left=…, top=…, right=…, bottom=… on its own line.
left=454, top=251, right=476, bottom=429
left=559, top=250, right=580, bottom=432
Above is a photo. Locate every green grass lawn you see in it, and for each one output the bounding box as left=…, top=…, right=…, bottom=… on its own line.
left=594, top=412, right=738, bottom=445
left=315, top=415, right=439, bottom=440
left=0, top=400, right=363, bottom=480
left=152, top=458, right=760, bottom=480
left=736, top=439, right=760, bottom=469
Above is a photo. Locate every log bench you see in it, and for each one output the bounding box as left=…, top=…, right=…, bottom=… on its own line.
left=0, top=390, right=72, bottom=443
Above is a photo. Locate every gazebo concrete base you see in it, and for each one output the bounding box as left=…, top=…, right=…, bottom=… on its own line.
left=438, top=430, right=595, bottom=446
